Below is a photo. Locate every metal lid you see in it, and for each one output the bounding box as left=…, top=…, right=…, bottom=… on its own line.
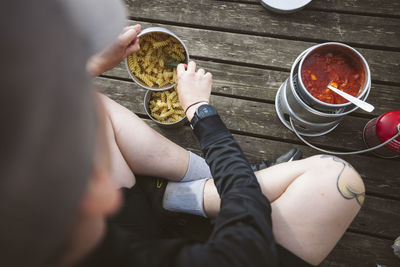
left=260, top=0, right=312, bottom=14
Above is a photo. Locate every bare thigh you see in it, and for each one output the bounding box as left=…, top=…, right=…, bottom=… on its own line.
left=99, top=94, right=189, bottom=188
left=257, top=155, right=364, bottom=265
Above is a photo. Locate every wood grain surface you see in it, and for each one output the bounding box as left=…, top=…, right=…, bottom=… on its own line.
left=125, top=20, right=400, bottom=85
left=217, top=0, right=400, bottom=17
left=125, top=0, right=400, bottom=49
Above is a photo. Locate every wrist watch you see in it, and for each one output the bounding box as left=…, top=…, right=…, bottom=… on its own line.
left=190, top=104, right=217, bottom=129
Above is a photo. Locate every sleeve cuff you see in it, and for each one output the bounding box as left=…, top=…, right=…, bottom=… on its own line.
left=193, top=115, right=232, bottom=150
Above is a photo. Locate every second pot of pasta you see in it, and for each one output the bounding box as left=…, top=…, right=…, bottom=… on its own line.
left=144, top=87, right=187, bottom=128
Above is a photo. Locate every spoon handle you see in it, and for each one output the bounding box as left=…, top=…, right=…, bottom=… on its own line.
left=165, top=62, right=180, bottom=67
left=327, top=85, right=375, bottom=113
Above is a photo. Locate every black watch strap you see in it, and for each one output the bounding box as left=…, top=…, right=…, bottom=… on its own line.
left=190, top=104, right=217, bottom=129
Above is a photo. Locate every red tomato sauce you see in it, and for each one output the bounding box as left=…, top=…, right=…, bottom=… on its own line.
left=301, top=50, right=363, bottom=104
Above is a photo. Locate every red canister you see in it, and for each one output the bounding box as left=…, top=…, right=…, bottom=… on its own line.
left=363, top=111, right=400, bottom=158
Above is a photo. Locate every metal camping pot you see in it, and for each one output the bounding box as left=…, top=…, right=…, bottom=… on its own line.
left=125, top=26, right=190, bottom=91
left=275, top=42, right=371, bottom=136
left=363, top=111, right=400, bottom=158
left=297, top=42, right=371, bottom=113
left=143, top=90, right=187, bottom=129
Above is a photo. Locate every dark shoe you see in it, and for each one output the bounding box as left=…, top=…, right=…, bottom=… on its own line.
left=250, top=148, right=302, bottom=172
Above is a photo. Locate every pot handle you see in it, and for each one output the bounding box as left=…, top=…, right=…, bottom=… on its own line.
left=289, top=117, right=400, bottom=155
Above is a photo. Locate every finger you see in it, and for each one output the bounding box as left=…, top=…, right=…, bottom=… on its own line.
left=187, top=61, right=196, bottom=73
left=177, top=63, right=187, bottom=77
left=197, top=68, right=205, bottom=76
left=205, top=72, right=212, bottom=79
left=123, top=24, right=141, bottom=34
left=120, top=27, right=140, bottom=46
left=132, top=24, right=141, bottom=34
left=126, top=39, right=140, bottom=56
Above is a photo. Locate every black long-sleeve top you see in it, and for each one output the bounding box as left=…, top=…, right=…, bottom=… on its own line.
left=79, top=111, right=278, bottom=267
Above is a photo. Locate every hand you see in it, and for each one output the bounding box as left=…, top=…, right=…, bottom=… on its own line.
left=87, top=24, right=141, bottom=77
left=177, top=61, right=212, bottom=121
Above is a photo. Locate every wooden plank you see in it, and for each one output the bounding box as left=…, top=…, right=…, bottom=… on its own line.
left=353, top=195, right=400, bottom=239
left=93, top=77, right=400, bottom=199
left=129, top=118, right=400, bottom=239
left=309, top=0, right=400, bottom=16
left=321, top=232, right=399, bottom=267
left=125, top=20, right=400, bottom=84
left=105, top=60, right=400, bottom=118
left=216, top=0, right=400, bottom=17
left=125, top=0, right=400, bottom=49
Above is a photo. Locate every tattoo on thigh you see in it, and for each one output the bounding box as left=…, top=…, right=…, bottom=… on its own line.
left=320, top=155, right=365, bottom=206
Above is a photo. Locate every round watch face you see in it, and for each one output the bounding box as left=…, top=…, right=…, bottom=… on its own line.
left=197, top=104, right=216, bottom=118
left=191, top=104, right=217, bottom=129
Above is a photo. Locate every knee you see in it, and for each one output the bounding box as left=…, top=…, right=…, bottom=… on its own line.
left=304, top=154, right=365, bottom=206
left=304, top=154, right=360, bottom=178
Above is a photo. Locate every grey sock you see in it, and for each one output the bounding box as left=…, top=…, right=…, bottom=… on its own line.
left=162, top=179, right=208, bottom=217
left=182, top=152, right=212, bottom=182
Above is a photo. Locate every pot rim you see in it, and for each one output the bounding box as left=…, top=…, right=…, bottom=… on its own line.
left=297, top=42, right=371, bottom=108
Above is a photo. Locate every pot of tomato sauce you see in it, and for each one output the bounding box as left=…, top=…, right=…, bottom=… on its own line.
left=275, top=42, right=371, bottom=136
left=298, top=42, right=371, bottom=113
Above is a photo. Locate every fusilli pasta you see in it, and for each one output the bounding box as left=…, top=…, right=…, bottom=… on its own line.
left=127, top=32, right=186, bottom=88
left=149, top=86, right=185, bottom=123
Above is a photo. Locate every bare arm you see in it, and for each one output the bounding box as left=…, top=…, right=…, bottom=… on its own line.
left=87, top=25, right=141, bottom=77
left=89, top=24, right=190, bottom=186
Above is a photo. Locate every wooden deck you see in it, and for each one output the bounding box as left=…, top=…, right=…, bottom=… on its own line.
left=95, top=1, right=400, bottom=266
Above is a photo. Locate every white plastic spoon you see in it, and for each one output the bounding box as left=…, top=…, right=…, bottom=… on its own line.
left=327, top=84, right=375, bottom=112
